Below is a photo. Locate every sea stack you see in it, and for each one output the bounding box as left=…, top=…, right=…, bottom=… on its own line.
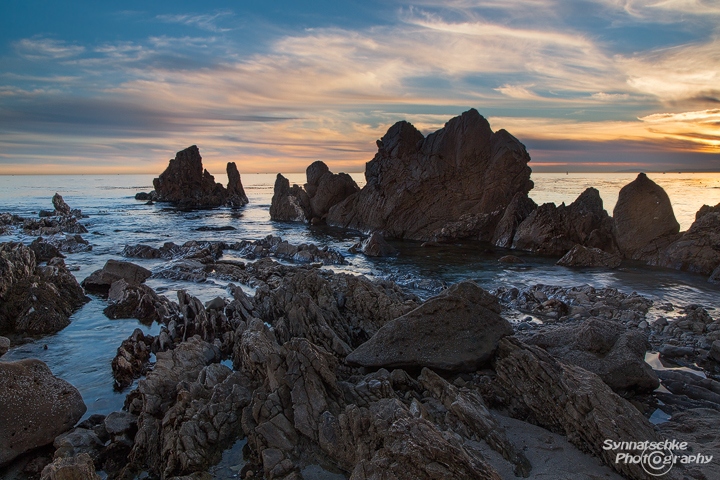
left=149, top=145, right=249, bottom=209
left=326, top=109, right=534, bottom=241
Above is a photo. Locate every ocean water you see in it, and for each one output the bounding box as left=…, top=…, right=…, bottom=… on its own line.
left=1, top=171, right=719, bottom=422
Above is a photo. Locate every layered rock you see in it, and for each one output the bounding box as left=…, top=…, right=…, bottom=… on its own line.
left=104, top=279, right=179, bottom=324
left=493, top=337, right=660, bottom=479
left=613, top=173, right=680, bottom=260
left=492, top=192, right=538, bottom=248
left=82, top=259, right=152, bottom=295
left=326, top=109, right=533, bottom=240
left=511, top=187, right=616, bottom=257
left=0, top=242, right=88, bottom=335
left=0, top=359, right=87, bottom=465
left=347, top=281, right=513, bottom=372
left=150, top=145, right=249, bottom=208
left=270, top=161, right=359, bottom=223
left=651, top=203, right=720, bottom=277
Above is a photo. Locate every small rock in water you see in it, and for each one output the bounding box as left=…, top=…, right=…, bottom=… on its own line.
left=498, top=255, right=524, bottom=264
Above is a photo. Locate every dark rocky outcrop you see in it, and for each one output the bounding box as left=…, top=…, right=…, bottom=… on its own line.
left=104, top=279, right=178, bottom=324
left=493, top=337, right=660, bottom=479
left=492, top=192, right=538, bottom=248
left=111, top=329, right=155, bottom=390
left=347, top=281, right=513, bottom=371
left=651, top=203, right=720, bottom=277
left=269, top=161, right=359, bottom=223
left=82, top=259, right=152, bottom=295
left=150, top=145, right=249, bottom=209
left=511, top=187, right=616, bottom=257
left=360, top=231, right=397, bottom=257
left=29, top=237, right=65, bottom=262
left=525, top=317, right=659, bottom=393
left=0, top=359, right=87, bottom=465
left=556, top=244, right=622, bottom=268
left=326, top=109, right=533, bottom=240
left=0, top=242, right=88, bottom=336
left=613, top=173, right=680, bottom=260
left=51, top=193, right=72, bottom=216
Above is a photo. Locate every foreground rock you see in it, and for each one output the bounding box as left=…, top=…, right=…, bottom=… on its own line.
left=326, top=109, right=533, bottom=240
left=82, top=259, right=151, bottom=295
left=511, top=188, right=616, bottom=256
left=40, top=453, right=101, bottom=480
left=270, top=161, right=359, bottom=223
left=229, top=235, right=347, bottom=265
left=0, top=359, right=87, bottom=465
left=613, top=173, right=680, bottom=260
left=493, top=337, right=660, bottom=479
left=524, top=317, right=659, bottom=393
left=359, top=231, right=397, bottom=257
left=149, top=145, right=249, bottom=208
left=347, top=281, right=513, bottom=371
left=0, top=242, right=88, bottom=335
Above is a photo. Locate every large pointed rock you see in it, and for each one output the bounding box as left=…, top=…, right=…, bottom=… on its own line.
left=346, top=281, right=513, bottom=371
left=326, top=109, right=534, bottom=240
left=613, top=173, right=679, bottom=259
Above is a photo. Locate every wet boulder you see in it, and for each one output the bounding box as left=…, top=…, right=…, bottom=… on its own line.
left=613, top=173, right=680, bottom=260
left=82, top=259, right=151, bottom=295
left=556, top=244, right=622, bottom=269
left=347, top=281, right=512, bottom=371
left=327, top=109, right=534, bottom=240
left=0, top=359, right=87, bottom=465
left=361, top=231, right=397, bottom=257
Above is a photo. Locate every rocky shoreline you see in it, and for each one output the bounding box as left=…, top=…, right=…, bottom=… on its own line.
left=1, top=110, right=720, bottom=479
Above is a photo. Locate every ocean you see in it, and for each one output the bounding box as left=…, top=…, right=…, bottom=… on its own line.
left=1, top=171, right=719, bottom=422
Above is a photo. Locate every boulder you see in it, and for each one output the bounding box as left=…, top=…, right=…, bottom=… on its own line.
left=104, top=279, right=178, bottom=325
left=0, top=242, right=88, bottom=335
left=613, top=173, right=680, bottom=259
left=0, top=359, right=87, bottom=465
left=326, top=109, right=533, bottom=240
left=40, top=453, right=101, bottom=480
left=525, top=317, right=659, bottom=393
left=150, top=145, right=248, bottom=208
left=82, top=259, right=151, bottom=295
left=269, top=173, right=310, bottom=222
left=512, top=187, right=616, bottom=257
left=52, top=193, right=72, bottom=216
left=346, top=281, right=513, bottom=371
left=493, top=337, right=660, bottom=479
left=556, top=244, right=622, bottom=268
left=361, top=231, right=397, bottom=257
left=651, top=203, right=720, bottom=276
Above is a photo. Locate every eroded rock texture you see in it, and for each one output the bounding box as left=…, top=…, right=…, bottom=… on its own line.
left=326, top=109, right=533, bottom=240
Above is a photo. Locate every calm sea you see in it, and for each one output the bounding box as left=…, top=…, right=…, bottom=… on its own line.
left=1, top=171, right=719, bottom=420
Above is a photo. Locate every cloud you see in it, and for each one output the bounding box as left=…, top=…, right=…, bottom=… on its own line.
left=156, top=11, right=234, bottom=32
left=14, top=37, right=85, bottom=59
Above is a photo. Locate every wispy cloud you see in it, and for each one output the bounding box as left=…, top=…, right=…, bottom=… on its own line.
left=156, top=11, right=234, bottom=32
left=14, top=37, right=85, bottom=60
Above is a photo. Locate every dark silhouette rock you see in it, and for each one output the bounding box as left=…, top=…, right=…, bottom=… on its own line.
left=269, top=161, right=359, bottom=223
left=104, top=279, right=179, bottom=325
left=82, top=259, right=152, bottom=295
left=557, top=244, right=622, bottom=268
left=150, top=145, right=248, bottom=208
left=512, top=187, right=615, bottom=257
left=613, top=173, right=680, bottom=260
left=0, top=242, right=88, bottom=335
left=346, top=281, right=513, bottom=371
left=52, top=193, right=71, bottom=216
left=0, top=359, right=87, bottom=465
left=29, top=237, right=65, bottom=262
left=269, top=173, right=310, bottom=222
left=651, top=203, right=720, bottom=277
left=326, top=109, right=533, bottom=240
left=361, top=231, right=397, bottom=257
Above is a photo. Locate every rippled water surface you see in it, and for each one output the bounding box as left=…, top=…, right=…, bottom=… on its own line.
left=1, top=172, right=719, bottom=421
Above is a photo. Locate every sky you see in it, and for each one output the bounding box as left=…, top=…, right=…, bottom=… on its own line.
left=1, top=0, right=719, bottom=174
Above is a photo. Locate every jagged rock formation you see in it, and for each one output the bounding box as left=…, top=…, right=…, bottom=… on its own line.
left=0, top=359, right=87, bottom=465
left=82, top=259, right=152, bottom=295
left=360, top=231, right=397, bottom=257
left=230, top=235, right=347, bottom=265
left=150, top=145, right=249, bottom=209
left=270, top=161, right=359, bottom=223
left=492, top=192, right=538, bottom=248
left=326, top=109, right=533, bottom=240
left=0, top=242, right=88, bottom=335
left=511, top=187, right=616, bottom=257
left=347, top=281, right=513, bottom=372
left=613, top=173, right=680, bottom=260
